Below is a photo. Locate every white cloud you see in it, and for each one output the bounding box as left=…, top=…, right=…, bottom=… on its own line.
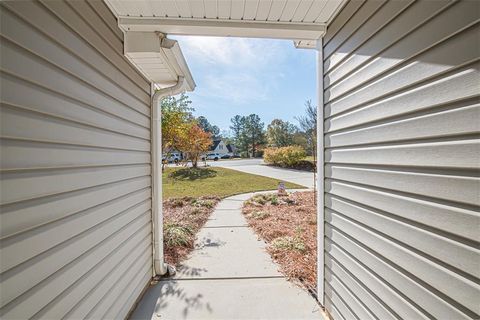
left=174, top=36, right=288, bottom=69
left=173, top=36, right=292, bottom=105
left=198, top=72, right=269, bottom=104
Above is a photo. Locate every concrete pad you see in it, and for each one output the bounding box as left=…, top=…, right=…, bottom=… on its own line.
left=214, top=199, right=244, bottom=210
left=131, top=191, right=322, bottom=319
left=204, top=209, right=248, bottom=227
left=175, top=226, right=281, bottom=279
left=130, top=278, right=321, bottom=320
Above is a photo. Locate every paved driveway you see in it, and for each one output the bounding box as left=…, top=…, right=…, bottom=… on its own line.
left=208, top=158, right=315, bottom=189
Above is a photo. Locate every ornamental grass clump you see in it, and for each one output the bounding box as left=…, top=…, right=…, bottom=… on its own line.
left=271, top=236, right=306, bottom=253
left=249, top=210, right=270, bottom=220
left=164, top=223, right=193, bottom=247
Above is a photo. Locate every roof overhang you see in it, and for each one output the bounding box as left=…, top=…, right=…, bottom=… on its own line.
left=124, top=32, right=195, bottom=91
left=119, top=17, right=326, bottom=41
left=105, top=0, right=347, bottom=88
left=105, top=0, right=346, bottom=46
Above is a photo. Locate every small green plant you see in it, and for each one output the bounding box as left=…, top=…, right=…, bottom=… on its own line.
left=284, top=197, right=296, bottom=205
left=249, top=211, right=271, bottom=220
left=189, top=208, right=203, bottom=215
left=164, top=223, right=193, bottom=247
left=270, top=195, right=279, bottom=205
left=170, top=198, right=185, bottom=208
left=271, top=236, right=306, bottom=253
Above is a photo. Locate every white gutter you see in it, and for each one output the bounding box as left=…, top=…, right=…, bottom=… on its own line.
left=152, top=76, right=186, bottom=276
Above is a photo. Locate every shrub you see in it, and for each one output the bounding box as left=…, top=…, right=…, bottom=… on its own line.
left=164, top=223, right=193, bottom=247
left=194, top=199, right=216, bottom=208
left=264, top=146, right=306, bottom=167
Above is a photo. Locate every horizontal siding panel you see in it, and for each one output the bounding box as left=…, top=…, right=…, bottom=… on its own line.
left=104, top=264, right=151, bottom=320
left=325, top=0, right=414, bottom=77
left=325, top=67, right=480, bottom=132
left=325, top=268, right=375, bottom=320
left=327, top=3, right=478, bottom=100
left=324, top=0, right=386, bottom=60
left=327, top=195, right=479, bottom=278
left=326, top=139, right=480, bottom=169
left=0, top=7, right=150, bottom=109
left=0, top=39, right=150, bottom=122
left=110, top=259, right=152, bottom=320
left=325, top=258, right=397, bottom=320
left=88, top=255, right=151, bottom=319
left=1, top=139, right=150, bottom=170
left=35, top=235, right=151, bottom=319
left=325, top=282, right=358, bottom=320
left=1, top=176, right=150, bottom=239
left=325, top=164, right=480, bottom=205
left=66, top=0, right=123, bottom=54
left=1, top=1, right=150, bottom=98
left=323, top=1, right=480, bottom=318
left=326, top=35, right=479, bottom=117
left=1, top=211, right=149, bottom=310
left=65, top=246, right=150, bottom=319
left=326, top=210, right=480, bottom=315
left=326, top=21, right=480, bottom=105
left=0, top=1, right=152, bottom=318
left=326, top=104, right=480, bottom=148
left=324, top=0, right=454, bottom=85
left=0, top=216, right=151, bottom=319
left=86, top=0, right=123, bottom=40
left=0, top=105, right=150, bottom=151
left=326, top=241, right=429, bottom=320
left=0, top=73, right=150, bottom=139
left=36, top=0, right=151, bottom=93
left=324, top=296, right=345, bottom=320
left=0, top=164, right=150, bottom=205
left=326, top=232, right=471, bottom=320
left=323, top=0, right=365, bottom=46
left=0, top=192, right=151, bottom=274
left=326, top=179, right=480, bottom=242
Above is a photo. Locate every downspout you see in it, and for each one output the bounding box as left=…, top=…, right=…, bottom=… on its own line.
left=152, top=76, right=185, bottom=276
left=316, top=38, right=325, bottom=306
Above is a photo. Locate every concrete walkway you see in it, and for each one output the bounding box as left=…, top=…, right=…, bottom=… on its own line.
left=130, top=192, right=322, bottom=320
left=210, top=159, right=315, bottom=189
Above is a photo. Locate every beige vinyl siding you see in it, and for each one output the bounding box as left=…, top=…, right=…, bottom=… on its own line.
left=0, top=1, right=152, bottom=319
left=322, top=1, right=480, bottom=319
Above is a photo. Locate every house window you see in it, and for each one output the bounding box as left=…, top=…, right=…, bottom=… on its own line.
left=219, top=145, right=223, bottom=150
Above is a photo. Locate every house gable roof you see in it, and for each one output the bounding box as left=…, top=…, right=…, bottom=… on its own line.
left=210, top=139, right=221, bottom=151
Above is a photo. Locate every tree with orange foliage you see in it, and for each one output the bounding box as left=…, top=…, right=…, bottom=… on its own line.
left=177, top=124, right=212, bottom=168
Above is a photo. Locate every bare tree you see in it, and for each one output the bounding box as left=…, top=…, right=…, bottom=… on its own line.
left=295, top=100, right=317, bottom=203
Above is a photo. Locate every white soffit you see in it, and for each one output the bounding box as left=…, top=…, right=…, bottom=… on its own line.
left=105, top=0, right=346, bottom=40
left=124, top=32, right=195, bottom=91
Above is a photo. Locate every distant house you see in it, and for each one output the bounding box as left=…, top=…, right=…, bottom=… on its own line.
left=226, top=143, right=237, bottom=156
left=210, top=139, right=236, bottom=157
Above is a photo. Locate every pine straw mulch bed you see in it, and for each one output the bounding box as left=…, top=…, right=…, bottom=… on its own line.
left=242, top=191, right=317, bottom=294
left=163, top=196, right=221, bottom=266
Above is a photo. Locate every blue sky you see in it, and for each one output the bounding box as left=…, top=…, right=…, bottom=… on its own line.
left=172, top=36, right=317, bottom=133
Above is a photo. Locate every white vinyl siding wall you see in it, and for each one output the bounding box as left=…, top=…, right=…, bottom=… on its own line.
left=322, top=0, right=480, bottom=319
left=0, top=1, right=152, bottom=319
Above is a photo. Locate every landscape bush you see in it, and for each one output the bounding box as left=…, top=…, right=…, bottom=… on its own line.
left=263, top=146, right=306, bottom=167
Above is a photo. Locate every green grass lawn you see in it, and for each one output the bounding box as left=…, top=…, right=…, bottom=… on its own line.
left=163, top=167, right=304, bottom=199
